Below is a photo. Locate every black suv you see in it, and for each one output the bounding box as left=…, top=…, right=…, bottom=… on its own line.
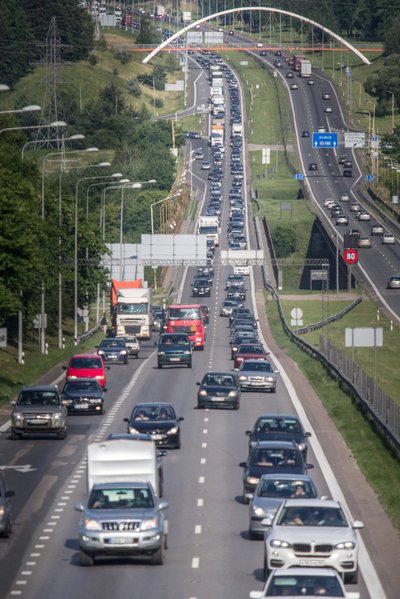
left=157, top=333, right=192, bottom=369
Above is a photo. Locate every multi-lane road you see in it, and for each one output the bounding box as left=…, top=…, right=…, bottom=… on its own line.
left=0, top=38, right=400, bottom=599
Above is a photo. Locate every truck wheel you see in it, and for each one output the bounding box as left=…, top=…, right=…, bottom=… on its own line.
left=10, top=430, right=21, bottom=440
left=135, top=353, right=139, bottom=359
left=80, top=550, right=94, bottom=567
left=158, top=363, right=163, bottom=369
left=57, top=429, right=67, bottom=440
left=187, top=362, right=192, bottom=368
left=150, top=544, right=164, bottom=565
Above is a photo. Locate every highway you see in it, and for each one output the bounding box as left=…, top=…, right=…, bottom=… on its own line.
left=0, top=39, right=399, bottom=599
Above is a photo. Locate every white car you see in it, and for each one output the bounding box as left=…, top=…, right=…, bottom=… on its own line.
left=324, top=106, right=333, bottom=113
left=290, top=83, right=299, bottom=90
left=357, top=211, right=371, bottom=221
left=250, top=567, right=360, bottom=598
left=382, top=232, right=395, bottom=244
left=340, top=194, right=349, bottom=202
left=263, top=499, right=363, bottom=584
left=233, top=265, right=250, bottom=276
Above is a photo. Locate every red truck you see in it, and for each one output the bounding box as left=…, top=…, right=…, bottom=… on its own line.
left=165, top=304, right=206, bottom=350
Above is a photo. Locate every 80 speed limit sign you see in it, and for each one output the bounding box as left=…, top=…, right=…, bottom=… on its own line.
left=343, top=248, right=358, bottom=264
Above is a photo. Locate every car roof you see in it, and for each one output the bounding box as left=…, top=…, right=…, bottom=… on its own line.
left=282, top=498, right=340, bottom=508
left=255, top=413, right=301, bottom=421
left=69, top=353, right=99, bottom=359
left=21, top=385, right=58, bottom=392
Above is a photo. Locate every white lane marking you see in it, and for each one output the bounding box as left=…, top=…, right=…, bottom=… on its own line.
left=25, top=563, right=36, bottom=566
left=198, top=476, right=205, bottom=484
left=195, top=525, right=202, bottom=534
left=192, top=557, right=200, bottom=569
left=200, top=458, right=206, bottom=464
left=197, top=498, right=204, bottom=507
left=202, top=429, right=208, bottom=434
left=202, top=442, right=207, bottom=448
left=20, top=572, right=31, bottom=576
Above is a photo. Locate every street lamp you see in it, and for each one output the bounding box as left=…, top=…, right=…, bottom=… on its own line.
left=20, top=122, right=69, bottom=158
left=0, top=104, right=41, bottom=115
left=0, top=84, right=10, bottom=92
left=1, top=119, right=66, bottom=136
left=150, top=192, right=181, bottom=235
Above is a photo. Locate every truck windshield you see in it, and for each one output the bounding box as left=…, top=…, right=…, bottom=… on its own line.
left=199, top=226, right=218, bottom=234
left=168, top=307, right=202, bottom=320
left=117, top=303, right=148, bottom=315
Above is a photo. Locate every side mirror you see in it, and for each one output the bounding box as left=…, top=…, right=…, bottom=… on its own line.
left=103, top=387, right=107, bottom=392
left=239, top=461, right=246, bottom=468
left=62, top=365, right=67, bottom=370
left=305, top=463, right=314, bottom=470
left=305, top=432, right=312, bottom=437
left=74, top=502, right=85, bottom=512
left=9, top=400, right=16, bottom=406
left=261, top=517, right=272, bottom=527
left=123, top=417, right=129, bottom=423
left=178, top=417, right=184, bottom=422
left=196, top=382, right=200, bottom=386
left=158, top=500, right=169, bottom=511
left=353, top=520, right=364, bottom=529
left=105, top=366, right=110, bottom=370
left=245, top=430, right=251, bottom=436
left=244, top=493, right=253, bottom=502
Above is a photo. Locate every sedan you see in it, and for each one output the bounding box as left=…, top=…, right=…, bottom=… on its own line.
left=290, top=83, right=299, bottom=90
left=245, top=413, right=312, bottom=458
left=301, top=130, right=310, bottom=138
left=201, top=160, right=211, bottom=170
left=124, top=402, right=184, bottom=449
left=286, top=71, right=294, bottom=78
left=220, top=298, right=243, bottom=316
left=308, top=162, right=318, bottom=171
left=343, top=169, right=353, bottom=177
left=371, top=224, right=384, bottom=235
left=96, top=338, right=129, bottom=364
left=335, top=214, right=349, bottom=226
left=322, top=92, right=331, bottom=100
left=233, top=345, right=269, bottom=369
left=196, top=371, right=241, bottom=410
left=235, top=359, right=278, bottom=392
left=0, top=478, right=15, bottom=538
left=387, top=275, right=400, bottom=289
left=356, top=211, right=371, bottom=221
left=240, top=441, right=313, bottom=501
left=307, top=79, right=315, bottom=85
left=382, top=232, right=395, bottom=244
left=324, top=106, right=333, bottom=113
left=246, top=474, right=318, bottom=539
left=61, top=378, right=105, bottom=414
left=262, top=499, right=363, bottom=583
left=250, top=567, right=360, bottom=598
left=358, top=236, right=372, bottom=248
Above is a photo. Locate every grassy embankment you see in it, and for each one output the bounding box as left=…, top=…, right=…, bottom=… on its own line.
left=225, top=49, right=400, bottom=528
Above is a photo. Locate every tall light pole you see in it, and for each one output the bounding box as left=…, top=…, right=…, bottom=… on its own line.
left=0, top=104, right=41, bottom=116
left=150, top=192, right=181, bottom=235
left=20, top=121, right=67, bottom=159
left=386, top=90, right=396, bottom=131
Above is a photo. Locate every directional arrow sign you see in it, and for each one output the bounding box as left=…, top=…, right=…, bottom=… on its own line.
left=312, top=132, right=339, bottom=148
left=0, top=464, right=37, bottom=473
left=294, top=173, right=305, bottom=180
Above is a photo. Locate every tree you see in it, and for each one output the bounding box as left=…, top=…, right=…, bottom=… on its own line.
left=272, top=224, right=298, bottom=258
left=136, top=17, right=160, bottom=44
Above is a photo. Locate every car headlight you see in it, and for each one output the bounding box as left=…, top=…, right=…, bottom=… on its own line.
left=335, top=541, right=356, bottom=549
left=98, top=350, right=104, bottom=355
left=252, top=506, right=266, bottom=518
left=199, top=390, right=208, bottom=397
left=52, top=412, right=64, bottom=421
left=167, top=426, right=178, bottom=435
left=158, top=351, right=165, bottom=356
left=297, top=442, right=306, bottom=452
left=271, top=539, right=292, bottom=548
left=83, top=518, right=102, bottom=531
left=140, top=517, right=159, bottom=531
left=228, top=391, right=238, bottom=397
left=128, top=427, right=140, bottom=434
left=238, top=376, right=247, bottom=381
left=96, top=375, right=105, bottom=380
left=120, top=350, right=127, bottom=355
left=246, top=476, right=260, bottom=485
left=67, top=375, right=77, bottom=380
left=13, top=412, right=23, bottom=422
left=0, top=506, right=5, bottom=517
left=267, top=376, right=274, bottom=382
left=89, top=398, right=102, bottom=404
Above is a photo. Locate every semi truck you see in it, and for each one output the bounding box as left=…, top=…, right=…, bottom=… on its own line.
left=74, top=438, right=168, bottom=566
left=181, top=10, right=191, bottom=24
left=111, top=279, right=152, bottom=340
left=293, top=54, right=305, bottom=72
left=198, top=215, right=220, bottom=246
left=299, top=59, right=312, bottom=77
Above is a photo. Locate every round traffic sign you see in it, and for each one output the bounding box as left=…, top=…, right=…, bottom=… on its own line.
left=290, top=307, right=303, bottom=320
left=343, top=248, right=358, bottom=264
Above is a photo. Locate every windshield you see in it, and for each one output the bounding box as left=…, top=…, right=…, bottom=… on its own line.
left=70, top=357, right=102, bottom=369
left=203, top=374, right=235, bottom=387
left=99, top=339, right=125, bottom=348
left=64, top=381, right=100, bottom=393
left=160, top=335, right=189, bottom=345
left=88, top=487, right=154, bottom=510
left=18, top=390, right=59, bottom=406
left=251, top=448, right=301, bottom=469
left=266, top=574, right=344, bottom=597
left=241, top=362, right=272, bottom=372
left=117, top=303, right=148, bottom=315
left=277, top=506, right=347, bottom=527
left=199, top=225, right=218, bottom=234
left=132, top=405, right=175, bottom=421
left=168, top=307, right=201, bottom=321
left=258, top=479, right=315, bottom=499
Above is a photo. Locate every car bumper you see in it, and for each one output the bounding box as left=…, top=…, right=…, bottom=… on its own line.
left=197, top=396, right=239, bottom=409
left=239, top=381, right=276, bottom=391
left=158, top=355, right=192, bottom=366
left=66, top=402, right=103, bottom=414
left=12, top=423, right=66, bottom=435
left=78, top=529, right=163, bottom=555
left=266, top=547, right=358, bottom=575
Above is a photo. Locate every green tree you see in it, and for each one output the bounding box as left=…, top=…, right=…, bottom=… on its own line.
left=272, top=224, right=298, bottom=258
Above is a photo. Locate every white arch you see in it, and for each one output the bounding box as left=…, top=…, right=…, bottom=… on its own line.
left=142, top=7, right=370, bottom=66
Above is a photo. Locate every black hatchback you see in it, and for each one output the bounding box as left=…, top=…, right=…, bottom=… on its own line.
left=245, top=413, right=312, bottom=459
left=197, top=371, right=241, bottom=410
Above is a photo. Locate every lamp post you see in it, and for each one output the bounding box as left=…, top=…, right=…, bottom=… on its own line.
left=150, top=192, right=181, bottom=236
left=1, top=120, right=66, bottom=137
left=386, top=90, right=396, bottom=131
left=20, top=121, right=68, bottom=159
left=0, top=104, right=41, bottom=116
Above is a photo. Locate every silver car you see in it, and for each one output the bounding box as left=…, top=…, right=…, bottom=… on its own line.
left=246, top=474, right=318, bottom=538
left=250, top=567, right=360, bottom=598
left=263, top=499, right=363, bottom=584
left=75, top=481, right=168, bottom=566
left=235, top=359, right=278, bottom=393
left=10, top=385, right=68, bottom=440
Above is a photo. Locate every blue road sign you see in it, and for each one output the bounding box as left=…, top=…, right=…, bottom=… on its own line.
left=312, top=132, right=339, bottom=148
left=294, top=173, right=305, bottom=180
left=366, top=174, right=375, bottom=181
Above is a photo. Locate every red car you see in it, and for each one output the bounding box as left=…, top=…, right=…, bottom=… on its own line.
left=233, top=344, right=269, bottom=369
left=63, top=354, right=109, bottom=388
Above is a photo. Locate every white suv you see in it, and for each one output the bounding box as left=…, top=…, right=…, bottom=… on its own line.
left=262, top=499, right=363, bottom=584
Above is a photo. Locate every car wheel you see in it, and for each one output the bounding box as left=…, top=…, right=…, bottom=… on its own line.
left=248, top=529, right=257, bottom=540
left=175, top=438, right=181, bottom=450
left=80, top=550, right=94, bottom=567
left=57, top=429, right=67, bottom=440
left=344, top=569, right=358, bottom=584
left=187, top=362, right=192, bottom=368
left=197, top=403, right=203, bottom=409
left=124, top=359, right=129, bottom=365
left=243, top=492, right=249, bottom=504
left=10, top=430, right=21, bottom=440
left=233, top=402, right=240, bottom=410
left=1, top=518, right=11, bottom=538
left=263, top=555, right=270, bottom=580
left=271, top=387, right=276, bottom=393
left=164, top=533, right=168, bottom=550
left=150, top=543, right=164, bottom=565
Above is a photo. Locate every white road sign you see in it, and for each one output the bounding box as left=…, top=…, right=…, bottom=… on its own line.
left=344, top=132, right=365, bottom=148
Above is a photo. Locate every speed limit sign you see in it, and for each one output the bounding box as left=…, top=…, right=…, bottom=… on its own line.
left=343, top=248, right=358, bottom=264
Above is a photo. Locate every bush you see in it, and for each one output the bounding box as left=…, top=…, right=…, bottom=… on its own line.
left=154, top=98, right=164, bottom=108
left=113, top=67, right=119, bottom=76
left=114, top=50, right=132, bottom=65
left=271, top=224, right=298, bottom=258
left=128, top=78, right=142, bottom=98
left=88, top=54, right=98, bottom=66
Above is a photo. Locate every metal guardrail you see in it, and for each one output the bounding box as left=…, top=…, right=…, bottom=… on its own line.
left=356, top=187, right=400, bottom=237
left=76, top=324, right=101, bottom=345
left=296, top=297, right=362, bottom=334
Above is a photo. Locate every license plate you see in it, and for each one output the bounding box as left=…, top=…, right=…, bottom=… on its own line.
left=299, top=559, right=326, bottom=567
left=211, top=397, right=224, bottom=401
left=74, top=404, right=89, bottom=410
left=152, top=434, right=163, bottom=440
left=28, top=419, right=47, bottom=425
left=169, top=357, right=180, bottom=362
left=107, top=537, right=134, bottom=545
left=109, top=354, right=118, bottom=359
